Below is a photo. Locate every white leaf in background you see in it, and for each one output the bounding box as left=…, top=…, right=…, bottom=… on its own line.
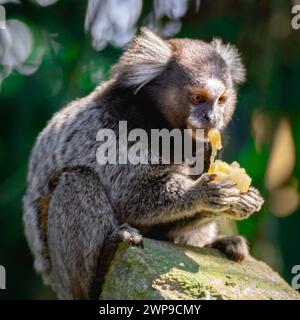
left=0, top=19, right=33, bottom=67
left=160, top=20, right=182, bottom=37
left=0, top=0, right=200, bottom=86
left=34, top=0, right=59, bottom=6
left=85, top=0, right=142, bottom=50
left=154, top=0, right=188, bottom=20
left=0, top=0, right=20, bottom=4
left=146, top=0, right=200, bottom=39
left=109, top=27, right=136, bottom=48
left=15, top=42, right=46, bottom=75
left=0, top=65, right=12, bottom=85
left=0, top=19, right=46, bottom=86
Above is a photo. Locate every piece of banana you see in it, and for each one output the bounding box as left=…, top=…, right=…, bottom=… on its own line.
left=207, top=129, right=251, bottom=193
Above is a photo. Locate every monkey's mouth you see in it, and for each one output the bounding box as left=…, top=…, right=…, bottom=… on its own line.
left=186, top=121, right=213, bottom=138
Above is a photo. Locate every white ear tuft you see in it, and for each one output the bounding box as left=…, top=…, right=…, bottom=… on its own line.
left=211, top=38, right=246, bottom=85
left=112, top=27, right=173, bottom=93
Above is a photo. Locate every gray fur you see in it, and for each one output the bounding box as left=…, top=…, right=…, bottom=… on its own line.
left=211, top=38, right=246, bottom=84
left=23, top=29, right=263, bottom=299
left=112, top=27, right=172, bottom=92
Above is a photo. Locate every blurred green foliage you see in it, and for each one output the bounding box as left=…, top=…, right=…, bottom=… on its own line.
left=0, top=0, right=300, bottom=299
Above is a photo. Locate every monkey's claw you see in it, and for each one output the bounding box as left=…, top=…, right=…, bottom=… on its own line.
left=111, top=224, right=144, bottom=248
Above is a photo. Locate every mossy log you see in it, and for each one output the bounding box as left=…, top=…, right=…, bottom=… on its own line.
left=100, top=238, right=300, bottom=300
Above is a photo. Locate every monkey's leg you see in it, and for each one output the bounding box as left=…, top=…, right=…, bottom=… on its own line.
left=207, top=235, right=249, bottom=262
left=47, top=167, right=142, bottom=300
left=166, top=211, right=220, bottom=247
left=203, top=187, right=262, bottom=261
left=96, top=223, right=144, bottom=294
left=203, top=187, right=263, bottom=262
left=166, top=211, right=249, bottom=262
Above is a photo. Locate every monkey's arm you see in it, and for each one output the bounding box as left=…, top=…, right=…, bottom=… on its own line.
left=114, top=166, right=243, bottom=226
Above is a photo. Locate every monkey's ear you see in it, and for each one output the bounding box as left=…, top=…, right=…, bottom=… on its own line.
left=211, top=38, right=246, bottom=85
left=112, top=27, right=172, bottom=93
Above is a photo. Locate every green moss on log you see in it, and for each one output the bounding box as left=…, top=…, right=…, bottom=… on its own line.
left=100, top=238, right=300, bottom=300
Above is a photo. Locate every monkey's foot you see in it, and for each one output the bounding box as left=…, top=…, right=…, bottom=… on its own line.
left=111, top=224, right=144, bottom=248
left=208, top=235, right=249, bottom=262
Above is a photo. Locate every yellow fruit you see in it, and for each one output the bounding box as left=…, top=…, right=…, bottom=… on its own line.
left=207, top=129, right=251, bottom=193
left=208, top=160, right=252, bottom=193
left=207, top=128, right=222, bottom=150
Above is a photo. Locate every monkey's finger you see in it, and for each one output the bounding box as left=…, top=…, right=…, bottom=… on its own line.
left=206, top=202, right=230, bottom=211
left=207, top=181, right=237, bottom=190
left=137, top=239, right=144, bottom=249
left=199, top=173, right=217, bottom=184
left=208, top=196, right=241, bottom=205
left=227, top=207, right=252, bottom=220
left=240, top=191, right=264, bottom=212
left=231, top=200, right=256, bottom=214
left=246, top=187, right=264, bottom=201
left=247, top=186, right=261, bottom=195
left=207, top=188, right=240, bottom=197
left=245, top=188, right=264, bottom=208
left=130, top=237, right=144, bottom=249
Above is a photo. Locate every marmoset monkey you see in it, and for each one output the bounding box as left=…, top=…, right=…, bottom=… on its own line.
left=23, top=28, right=264, bottom=299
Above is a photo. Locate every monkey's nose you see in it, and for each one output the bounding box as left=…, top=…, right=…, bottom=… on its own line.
left=203, top=111, right=218, bottom=128
left=203, top=113, right=210, bottom=121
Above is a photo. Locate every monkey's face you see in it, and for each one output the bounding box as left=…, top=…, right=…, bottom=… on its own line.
left=152, top=38, right=244, bottom=136
left=186, top=80, right=237, bottom=134
left=113, top=28, right=245, bottom=136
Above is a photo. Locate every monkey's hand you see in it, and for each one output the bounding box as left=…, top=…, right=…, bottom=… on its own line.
left=110, top=223, right=144, bottom=248
left=197, top=173, right=241, bottom=212
left=224, top=186, right=264, bottom=220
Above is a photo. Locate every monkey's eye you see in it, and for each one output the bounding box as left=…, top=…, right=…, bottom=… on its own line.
left=218, top=94, right=227, bottom=104
left=190, top=94, right=206, bottom=105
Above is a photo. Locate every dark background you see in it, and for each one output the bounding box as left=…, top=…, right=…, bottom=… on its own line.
left=0, top=0, right=300, bottom=299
